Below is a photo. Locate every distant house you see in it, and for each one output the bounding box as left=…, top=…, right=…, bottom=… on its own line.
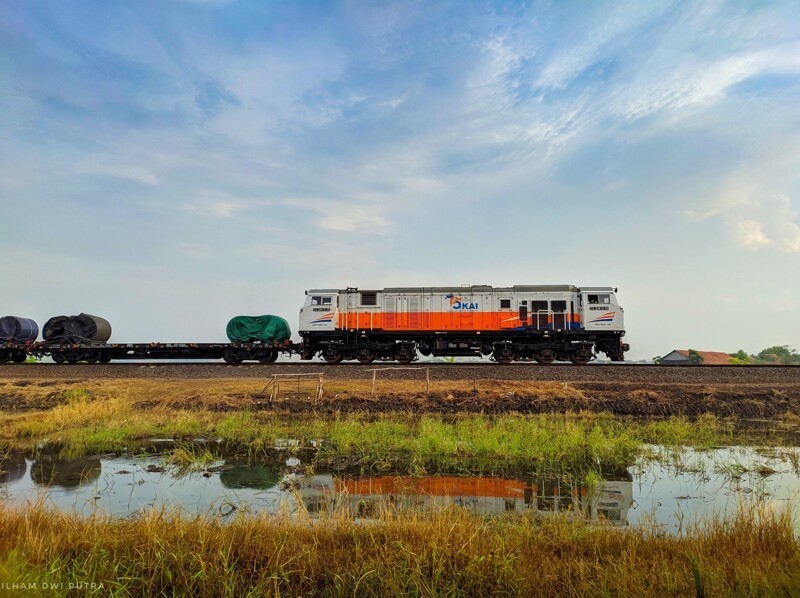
left=659, top=350, right=732, bottom=365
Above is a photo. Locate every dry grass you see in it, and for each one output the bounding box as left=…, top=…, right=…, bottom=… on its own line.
left=0, top=501, right=798, bottom=596
left=0, top=377, right=588, bottom=407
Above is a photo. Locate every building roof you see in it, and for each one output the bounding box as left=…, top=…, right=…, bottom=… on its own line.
left=673, top=350, right=732, bottom=365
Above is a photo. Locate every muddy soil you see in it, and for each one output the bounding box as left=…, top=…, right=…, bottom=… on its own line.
left=3, top=373, right=800, bottom=418
left=130, top=383, right=800, bottom=418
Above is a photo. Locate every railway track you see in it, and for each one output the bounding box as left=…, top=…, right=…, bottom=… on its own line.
left=2, top=362, right=799, bottom=383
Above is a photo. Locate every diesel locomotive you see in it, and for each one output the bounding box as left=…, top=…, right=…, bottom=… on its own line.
left=298, top=285, right=628, bottom=364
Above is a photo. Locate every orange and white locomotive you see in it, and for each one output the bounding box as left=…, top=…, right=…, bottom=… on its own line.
left=299, top=285, right=629, bottom=364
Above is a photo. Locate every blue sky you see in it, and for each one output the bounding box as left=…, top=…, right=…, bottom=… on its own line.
left=2, top=0, right=799, bottom=359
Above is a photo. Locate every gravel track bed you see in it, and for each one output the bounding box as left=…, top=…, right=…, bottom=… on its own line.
left=2, top=363, right=799, bottom=384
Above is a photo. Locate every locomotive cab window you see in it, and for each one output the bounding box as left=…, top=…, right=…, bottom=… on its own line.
left=551, top=300, right=567, bottom=312
left=587, top=294, right=611, bottom=305
left=532, top=300, right=548, bottom=312
left=312, top=296, right=333, bottom=306
left=311, top=296, right=323, bottom=306
left=500, top=299, right=512, bottom=309
left=321, top=296, right=333, bottom=306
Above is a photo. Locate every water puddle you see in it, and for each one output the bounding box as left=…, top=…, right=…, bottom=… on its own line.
left=2, top=446, right=799, bottom=531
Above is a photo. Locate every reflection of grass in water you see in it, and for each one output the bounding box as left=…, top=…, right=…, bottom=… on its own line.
left=0, top=501, right=798, bottom=595
left=166, top=444, right=219, bottom=477
left=631, top=445, right=800, bottom=508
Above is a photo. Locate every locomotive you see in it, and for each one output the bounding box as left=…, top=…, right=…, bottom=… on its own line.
left=1, top=284, right=629, bottom=365
left=298, top=285, right=628, bottom=364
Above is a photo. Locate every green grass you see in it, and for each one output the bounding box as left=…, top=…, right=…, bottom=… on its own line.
left=2, top=408, right=750, bottom=475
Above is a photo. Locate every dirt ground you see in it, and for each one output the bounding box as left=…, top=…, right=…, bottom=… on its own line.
left=2, top=375, right=800, bottom=418
left=252, top=383, right=800, bottom=418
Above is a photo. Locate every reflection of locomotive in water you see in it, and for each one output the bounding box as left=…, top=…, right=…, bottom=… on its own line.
left=294, top=472, right=633, bottom=525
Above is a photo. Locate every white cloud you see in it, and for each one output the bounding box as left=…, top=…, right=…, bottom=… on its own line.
left=281, top=197, right=391, bottom=233
left=719, top=195, right=800, bottom=253
left=183, top=189, right=269, bottom=218
left=621, top=46, right=800, bottom=120
left=73, top=161, right=158, bottom=186
left=535, top=2, right=672, bottom=91
left=736, top=219, right=771, bottom=250
left=741, top=196, right=800, bottom=253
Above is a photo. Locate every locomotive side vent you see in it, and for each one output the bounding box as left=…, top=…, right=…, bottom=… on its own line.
left=360, top=292, right=378, bottom=306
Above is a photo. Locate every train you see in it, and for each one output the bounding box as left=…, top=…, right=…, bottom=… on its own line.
left=0, top=283, right=629, bottom=365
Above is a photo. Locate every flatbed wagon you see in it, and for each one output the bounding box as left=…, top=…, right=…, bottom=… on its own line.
left=0, top=340, right=300, bottom=365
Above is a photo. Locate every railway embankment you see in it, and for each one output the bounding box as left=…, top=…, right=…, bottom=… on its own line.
left=1, top=374, right=800, bottom=419
left=2, top=362, right=800, bottom=383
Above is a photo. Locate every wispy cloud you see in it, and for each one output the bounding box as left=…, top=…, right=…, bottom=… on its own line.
left=281, top=198, right=391, bottom=233
left=73, top=160, right=159, bottom=186
left=183, top=190, right=269, bottom=219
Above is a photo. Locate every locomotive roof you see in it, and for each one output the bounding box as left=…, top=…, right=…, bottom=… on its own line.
left=308, top=285, right=581, bottom=294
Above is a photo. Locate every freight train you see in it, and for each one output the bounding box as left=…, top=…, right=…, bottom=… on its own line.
left=1, top=284, right=628, bottom=365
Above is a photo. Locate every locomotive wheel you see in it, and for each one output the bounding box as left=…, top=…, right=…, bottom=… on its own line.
left=323, top=351, right=343, bottom=364
left=394, top=345, right=415, bottom=364
left=356, top=349, right=375, bottom=365
left=0, top=350, right=9, bottom=364
left=84, top=351, right=99, bottom=364
left=51, top=352, right=66, bottom=364
left=99, top=353, right=112, bottom=363
left=258, top=351, right=279, bottom=364
left=535, top=349, right=555, bottom=364
left=570, top=349, right=592, bottom=365
left=569, top=354, right=591, bottom=365
left=65, top=353, right=81, bottom=364
left=223, top=353, right=243, bottom=364
left=494, top=346, right=516, bottom=365
left=12, top=351, right=27, bottom=364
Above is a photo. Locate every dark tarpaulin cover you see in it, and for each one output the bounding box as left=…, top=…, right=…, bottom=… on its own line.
left=226, top=315, right=291, bottom=343
left=0, top=316, right=39, bottom=342
left=42, top=314, right=112, bottom=343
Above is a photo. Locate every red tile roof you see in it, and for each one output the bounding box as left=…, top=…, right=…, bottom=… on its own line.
left=675, top=350, right=732, bottom=365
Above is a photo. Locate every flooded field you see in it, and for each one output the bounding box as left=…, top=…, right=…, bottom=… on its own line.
left=4, top=376, right=800, bottom=594
left=3, top=444, right=799, bottom=532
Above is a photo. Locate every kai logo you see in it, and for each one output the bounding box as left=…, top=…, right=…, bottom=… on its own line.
left=446, top=294, right=479, bottom=310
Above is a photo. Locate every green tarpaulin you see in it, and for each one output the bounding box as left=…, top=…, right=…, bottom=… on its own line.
left=226, top=315, right=291, bottom=343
